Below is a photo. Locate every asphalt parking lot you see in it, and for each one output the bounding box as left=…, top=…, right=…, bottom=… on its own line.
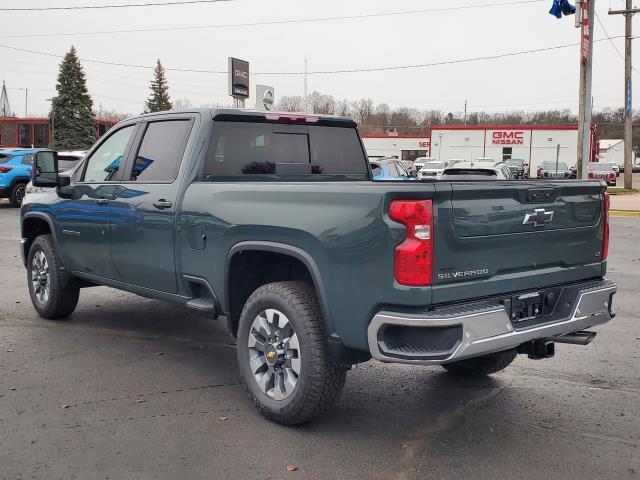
left=1, top=201, right=639, bottom=480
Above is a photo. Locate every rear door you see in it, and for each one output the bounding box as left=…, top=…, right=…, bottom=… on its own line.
left=432, top=180, right=605, bottom=304
left=109, top=116, right=194, bottom=293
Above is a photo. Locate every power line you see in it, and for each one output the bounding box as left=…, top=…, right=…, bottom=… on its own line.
left=0, top=0, right=547, bottom=38
left=0, top=37, right=627, bottom=77
left=0, top=0, right=233, bottom=12
left=595, top=9, right=640, bottom=73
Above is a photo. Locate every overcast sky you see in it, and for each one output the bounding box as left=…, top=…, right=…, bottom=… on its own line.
left=0, top=0, right=636, bottom=117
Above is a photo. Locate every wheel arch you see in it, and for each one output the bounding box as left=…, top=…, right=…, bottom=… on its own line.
left=21, top=212, right=59, bottom=268
left=225, top=241, right=336, bottom=341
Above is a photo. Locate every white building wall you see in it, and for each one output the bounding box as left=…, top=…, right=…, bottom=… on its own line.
left=362, top=137, right=431, bottom=160
left=430, top=127, right=579, bottom=176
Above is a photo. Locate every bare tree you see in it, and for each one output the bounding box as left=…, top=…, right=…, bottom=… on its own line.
left=277, top=95, right=304, bottom=112
left=308, top=91, right=335, bottom=114
left=335, top=99, right=351, bottom=117
left=352, top=98, right=374, bottom=125
left=173, top=98, right=193, bottom=110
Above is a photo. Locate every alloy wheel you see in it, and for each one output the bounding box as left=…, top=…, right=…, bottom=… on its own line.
left=247, top=308, right=301, bottom=401
left=31, top=250, right=50, bottom=304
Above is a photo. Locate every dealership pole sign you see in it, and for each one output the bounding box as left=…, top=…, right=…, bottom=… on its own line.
left=228, top=57, right=249, bottom=104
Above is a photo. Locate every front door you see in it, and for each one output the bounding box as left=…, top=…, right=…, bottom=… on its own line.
left=56, top=124, right=137, bottom=279
left=110, top=118, right=194, bottom=293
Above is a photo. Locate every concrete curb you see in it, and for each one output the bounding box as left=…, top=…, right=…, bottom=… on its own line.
left=610, top=210, right=640, bottom=218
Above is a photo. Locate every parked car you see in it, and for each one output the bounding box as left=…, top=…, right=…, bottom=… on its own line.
left=371, top=158, right=413, bottom=181
left=57, top=150, right=87, bottom=172
left=588, top=163, right=617, bottom=186
left=21, top=109, right=616, bottom=426
left=413, top=156, right=437, bottom=172
left=0, top=148, right=38, bottom=206
left=440, top=161, right=514, bottom=180
left=505, top=158, right=529, bottom=178
left=609, top=163, right=620, bottom=177
left=417, top=160, right=446, bottom=179
left=537, top=161, right=573, bottom=179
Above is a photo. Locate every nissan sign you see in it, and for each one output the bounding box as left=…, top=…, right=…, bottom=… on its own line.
left=228, top=57, right=249, bottom=99
left=255, top=85, right=275, bottom=111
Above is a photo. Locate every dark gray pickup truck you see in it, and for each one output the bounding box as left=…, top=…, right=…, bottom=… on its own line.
left=21, top=109, right=616, bottom=425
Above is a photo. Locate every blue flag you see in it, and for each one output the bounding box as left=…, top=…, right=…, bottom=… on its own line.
left=550, top=0, right=576, bottom=18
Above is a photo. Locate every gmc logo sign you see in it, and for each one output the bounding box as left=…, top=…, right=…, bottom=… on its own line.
left=492, top=131, right=524, bottom=145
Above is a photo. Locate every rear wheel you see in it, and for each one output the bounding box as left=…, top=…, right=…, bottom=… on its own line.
left=442, top=349, right=517, bottom=378
left=27, top=235, right=79, bottom=319
left=237, top=281, right=347, bottom=425
left=9, top=182, right=26, bottom=207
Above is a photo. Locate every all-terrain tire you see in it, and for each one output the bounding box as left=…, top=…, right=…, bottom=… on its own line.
left=442, top=349, right=517, bottom=378
left=9, top=182, right=26, bottom=207
left=27, top=235, right=80, bottom=319
left=237, top=281, right=347, bottom=425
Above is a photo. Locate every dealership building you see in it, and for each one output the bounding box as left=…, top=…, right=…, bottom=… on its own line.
left=361, top=136, right=431, bottom=162
left=363, top=125, right=592, bottom=177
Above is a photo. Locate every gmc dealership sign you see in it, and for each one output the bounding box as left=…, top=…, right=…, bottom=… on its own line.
left=492, top=131, right=524, bottom=145
left=228, top=57, right=249, bottom=99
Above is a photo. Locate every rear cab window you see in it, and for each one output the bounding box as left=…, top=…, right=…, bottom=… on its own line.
left=202, top=118, right=369, bottom=180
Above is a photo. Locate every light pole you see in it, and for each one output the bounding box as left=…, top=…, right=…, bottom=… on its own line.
left=46, top=97, right=55, bottom=146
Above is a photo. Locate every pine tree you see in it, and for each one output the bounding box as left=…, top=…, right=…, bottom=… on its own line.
left=145, top=59, right=172, bottom=113
left=49, top=46, right=97, bottom=150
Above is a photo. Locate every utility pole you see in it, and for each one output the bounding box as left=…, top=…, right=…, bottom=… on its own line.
left=303, top=58, right=308, bottom=113
left=610, top=1, right=638, bottom=189
left=576, top=0, right=595, bottom=179
left=464, top=100, right=468, bottom=125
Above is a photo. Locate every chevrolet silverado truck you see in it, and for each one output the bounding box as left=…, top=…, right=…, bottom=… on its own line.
left=21, top=109, right=616, bottom=425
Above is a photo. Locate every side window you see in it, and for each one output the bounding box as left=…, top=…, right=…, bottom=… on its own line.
left=21, top=154, right=33, bottom=165
left=131, top=120, right=192, bottom=182
left=83, top=125, right=135, bottom=182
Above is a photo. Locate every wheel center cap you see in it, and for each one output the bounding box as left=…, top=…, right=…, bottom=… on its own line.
left=264, top=344, right=279, bottom=365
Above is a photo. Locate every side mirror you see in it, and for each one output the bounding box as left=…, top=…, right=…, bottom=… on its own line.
left=32, top=151, right=59, bottom=187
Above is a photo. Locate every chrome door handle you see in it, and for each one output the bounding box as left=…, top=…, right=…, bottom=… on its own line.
left=153, top=199, right=173, bottom=210
left=96, top=198, right=110, bottom=205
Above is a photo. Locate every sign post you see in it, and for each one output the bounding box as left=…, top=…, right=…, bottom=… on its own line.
left=228, top=57, right=249, bottom=108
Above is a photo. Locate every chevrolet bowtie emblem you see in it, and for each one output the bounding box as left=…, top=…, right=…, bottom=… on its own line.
left=523, top=208, right=554, bottom=228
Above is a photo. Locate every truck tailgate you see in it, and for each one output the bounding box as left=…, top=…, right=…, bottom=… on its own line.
left=431, top=180, right=606, bottom=304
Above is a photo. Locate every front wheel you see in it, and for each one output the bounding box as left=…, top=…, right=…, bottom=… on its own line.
left=442, top=349, right=517, bottom=378
left=27, top=235, right=80, bottom=319
left=237, top=281, right=347, bottom=425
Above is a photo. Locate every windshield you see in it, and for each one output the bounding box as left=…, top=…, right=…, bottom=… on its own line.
left=506, top=159, right=524, bottom=166
left=542, top=162, right=569, bottom=170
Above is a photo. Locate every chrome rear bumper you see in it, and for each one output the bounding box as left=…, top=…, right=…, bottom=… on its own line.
left=367, top=280, right=616, bottom=365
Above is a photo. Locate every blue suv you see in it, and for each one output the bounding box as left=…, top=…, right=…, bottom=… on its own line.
left=0, top=149, right=36, bottom=206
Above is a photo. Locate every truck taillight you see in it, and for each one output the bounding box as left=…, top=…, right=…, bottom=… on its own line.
left=389, top=200, right=433, bottom=287
left=609, top=173, right=616, bottom=181
left=0, top=166, right=12, bottom=173
left=537, top=168, right=542, bottom=178
left=602, top=192, right=610, bottom=261
left=588, top=172, right=594, bottom=179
